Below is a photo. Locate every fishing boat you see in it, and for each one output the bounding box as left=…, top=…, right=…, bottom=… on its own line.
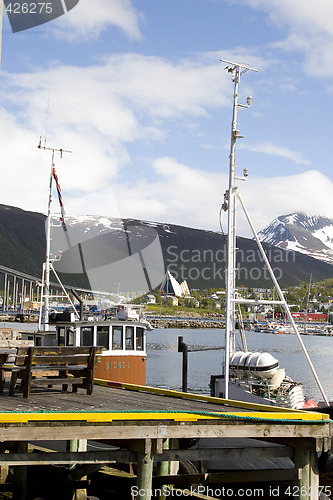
left=24, top=304, right=152, bottom=385
left=210, top=60, right=329, bottom=410
left=21, top=142, right=154, bottom=386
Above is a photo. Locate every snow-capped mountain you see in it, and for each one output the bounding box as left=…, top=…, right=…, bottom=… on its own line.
left=2, top=204, right=333, bottom=289
left=258, top=213, right=333, bottom=264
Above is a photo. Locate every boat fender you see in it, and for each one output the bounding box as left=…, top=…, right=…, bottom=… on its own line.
left=233, top=351, right=253, bottom=378
left=229, top=351, right=245, bottom=377
left=302, top=398, right=318, bottom=409
left=268, top=368, right=286, bottom=390
left=244, top=352, right=262, bottom=377
left=247, top=352, right=279, bottom=379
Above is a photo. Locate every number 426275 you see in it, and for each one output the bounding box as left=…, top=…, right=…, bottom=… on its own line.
left=5, top=3, right=53, bottom=15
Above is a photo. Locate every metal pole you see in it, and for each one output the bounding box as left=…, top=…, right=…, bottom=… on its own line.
left=21, top=279, right=25, bottom=311
left=38, top=143, right=71, bottom=330
left=3, top=273, right=7, bottom=312
left=223, top=64, right=242, bottom=400
left=42, top=150, right=55, bottom=331
left=5, top=275, right=9, bottom=311
left=13, top=276, right=17, bottom=310
left=221, top=60, right=257, bottom=400
left=178, top=336, right=188, bottom=392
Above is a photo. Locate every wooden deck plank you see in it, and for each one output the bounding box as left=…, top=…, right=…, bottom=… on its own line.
left=0, top=381, right=329, bottom=420
left=0, top=382, right=236, bottom=413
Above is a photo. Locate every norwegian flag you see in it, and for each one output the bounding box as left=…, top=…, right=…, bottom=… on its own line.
left=52, top=165, right=65, bottom=221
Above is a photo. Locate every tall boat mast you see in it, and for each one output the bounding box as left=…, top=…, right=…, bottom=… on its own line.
left=222, top=60, right=257, bottom=400
left=221, top=60, right=329, bottom=405
left=38, top=140, right=72, bottom=331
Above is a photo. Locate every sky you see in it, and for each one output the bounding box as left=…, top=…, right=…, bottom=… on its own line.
left=1, top=0, right=333, bottom=238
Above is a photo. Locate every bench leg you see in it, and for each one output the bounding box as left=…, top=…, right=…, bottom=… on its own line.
left=0, top=369, right=4, bottom=394
left=87, top=379, right=93, bottom=395
left=22, top=371, right=32, bottom=398
left=9, top=372, right=18, bottom=397
left=86, top=347, right=96, bottom=395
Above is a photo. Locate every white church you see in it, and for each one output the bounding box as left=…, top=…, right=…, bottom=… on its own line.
left=160, top=270, right=190, bottom=298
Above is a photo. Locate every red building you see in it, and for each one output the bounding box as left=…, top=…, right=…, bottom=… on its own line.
left=291, top=312, right=327, bottom=321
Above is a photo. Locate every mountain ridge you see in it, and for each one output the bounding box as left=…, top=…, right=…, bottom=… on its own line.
left=1, top=204, right=333, bottom=289
left=258, top=212, right=333, bottom=265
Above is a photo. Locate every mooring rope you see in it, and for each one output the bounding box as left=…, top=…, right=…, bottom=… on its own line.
left=0, top=408, right=329, bottom=424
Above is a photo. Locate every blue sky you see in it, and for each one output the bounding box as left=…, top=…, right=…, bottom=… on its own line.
left=1, top=0, right=333, bottom=237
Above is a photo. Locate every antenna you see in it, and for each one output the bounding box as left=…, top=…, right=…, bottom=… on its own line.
left=222, top=59, right=258, bottom=400
left=37, top=135, right=72, bottom=331
left=38, top=137, right=72, bottom=158
left=220, top=59, right=258, bottom=74
left=44, top=90, right=51, bottom=150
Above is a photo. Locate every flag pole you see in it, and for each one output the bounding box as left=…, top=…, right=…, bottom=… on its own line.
left=38, top=140, right=71, bottom=330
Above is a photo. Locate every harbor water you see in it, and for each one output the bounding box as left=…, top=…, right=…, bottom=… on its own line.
left=2, top=322, right=332, bottom=403
left=146, top=328, right=333, bottom=403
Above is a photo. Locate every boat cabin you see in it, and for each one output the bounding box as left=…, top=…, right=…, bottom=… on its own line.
left=21, top=305, right=151, bottom=386
left=54, top=319, right=148, bottom=385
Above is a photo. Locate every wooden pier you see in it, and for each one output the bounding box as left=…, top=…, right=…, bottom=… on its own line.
left=0, top=379, right=331, bottom=499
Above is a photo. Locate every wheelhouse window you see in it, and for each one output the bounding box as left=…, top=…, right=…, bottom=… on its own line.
left=80, top=326, right=93, bottom=346
left=112, top=326, right=123, bottom=350
left=136, top=327, right=144, bottom=351
left=97, top=326, right=109, bottom=350
left=57, top=327, right=65, bottom=346
left=125, top=326, right=134, bottom=350
left=66, top=328, right=74, bottom=346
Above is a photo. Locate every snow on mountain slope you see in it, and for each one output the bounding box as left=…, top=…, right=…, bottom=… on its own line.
left=258, top=213, right=333, bottom=264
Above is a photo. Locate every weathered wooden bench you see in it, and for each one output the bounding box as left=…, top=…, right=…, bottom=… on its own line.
left=4, top=346, right=103, bottom=398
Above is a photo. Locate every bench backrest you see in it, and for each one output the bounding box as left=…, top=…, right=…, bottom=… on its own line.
left=13, top=346, right=104, bottom=367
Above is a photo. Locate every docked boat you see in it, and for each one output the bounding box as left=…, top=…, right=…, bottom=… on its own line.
left=210, top=60, right=329, bottom=410
left=21, top=143, right=153, bottom=386
left=54, top=315, right=149, bottom=385
left=23, top=304, right=152, bottom=385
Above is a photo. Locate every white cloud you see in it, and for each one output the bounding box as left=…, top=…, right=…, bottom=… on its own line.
left=240, top=170, right=333, bottom=235
left=69, top=156, right=228, bottom=230
left=239, top=0, right=333, bottom=75
left=243, top=0, right=333, bottom=36
left=1, top=50, right=331, bottom=238
left=242, top=142, right=311, bottom=165
left=0, top=53, right=234, bottom=213
left=63, top=157, right=333, bottom=242
left=52, top=0, right=142, bottom=40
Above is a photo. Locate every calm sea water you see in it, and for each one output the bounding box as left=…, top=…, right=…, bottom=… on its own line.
left=3, top=322, right=332, bottom=403
left=146, top=328, right=333, bottom=403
